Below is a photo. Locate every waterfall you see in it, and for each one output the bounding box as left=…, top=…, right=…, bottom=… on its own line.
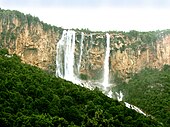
left=90, top=33, right=93, bottom=44
left=56, top=31, right=112, bottom=92
left=102, top=33, right=110, bottom=91
left=56, top=30, right=67, bottom=78
left=56, top=30, right=76, bottom=82
left=78, top=32, right=84, bottom=73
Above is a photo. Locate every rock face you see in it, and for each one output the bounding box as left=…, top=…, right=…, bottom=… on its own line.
left=0, top=9, right=170, bottom=83
left=9, top=23, right=59, bottom=70
left=74, top=31, right=170, bottom=81
left=109, top=33, right=170, bottom=78
left=0, top=9, right=62, bottom=72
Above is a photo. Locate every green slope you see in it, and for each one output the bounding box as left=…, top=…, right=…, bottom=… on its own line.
left=115, top=66, right=170, bottom=126
left=0, top=49, right=162, bottom=126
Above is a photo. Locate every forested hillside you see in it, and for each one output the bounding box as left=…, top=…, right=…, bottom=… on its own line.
left=0, top=49, right=161, bottom=126
left=115, top=65, right=170, bottom=126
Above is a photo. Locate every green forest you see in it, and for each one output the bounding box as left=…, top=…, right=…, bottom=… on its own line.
left=0, top=48, right=162, bottom=126
left=115, top=65, right=170, bottom=126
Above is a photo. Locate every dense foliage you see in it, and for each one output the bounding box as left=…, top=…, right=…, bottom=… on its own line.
left=115, top=66, right=170, bottom=126
left=0, top=49, right=161, bottom=126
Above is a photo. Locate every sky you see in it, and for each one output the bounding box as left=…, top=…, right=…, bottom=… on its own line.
left=0, top=0, right=170, bottom=32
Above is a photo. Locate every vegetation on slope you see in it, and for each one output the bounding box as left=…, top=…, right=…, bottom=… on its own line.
left=0, top=48, right=161, bottom=127
left=115, top=66, right=170, bottom=126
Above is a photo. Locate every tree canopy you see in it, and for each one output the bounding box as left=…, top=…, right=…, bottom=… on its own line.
left=115, top=65, right=170, bottom=127
left=0, top=49, right=162, bottom=126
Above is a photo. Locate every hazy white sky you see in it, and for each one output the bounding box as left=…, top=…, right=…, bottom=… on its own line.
left=0, top=0, right=170, bottom=31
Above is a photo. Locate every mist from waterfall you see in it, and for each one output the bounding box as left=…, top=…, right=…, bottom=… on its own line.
left=102, top=33, right=110, bottom=91
left=56, top=30, right=76, bottom=82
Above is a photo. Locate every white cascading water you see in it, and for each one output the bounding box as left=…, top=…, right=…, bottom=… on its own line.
left=64, top=30, right=76, bottom=81
left=77, top=32, right=84, bottom=73
left=56, top=30, right=76, bottom=82
left=116, top=91, right=146, bottom=116
left=90, top=33, right=93, bottom=44
left=102, top=33, right=110, bottom=91
left=56, top=30, right=67, bottom=78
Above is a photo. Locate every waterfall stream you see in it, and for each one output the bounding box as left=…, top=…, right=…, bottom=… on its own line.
left=56, top=30, right=76, bottom=82
left=102, top=33, right=110, bottom=91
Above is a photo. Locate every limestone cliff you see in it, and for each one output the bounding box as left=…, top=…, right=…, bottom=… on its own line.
left=0, top=9, right=170, bottom=82
left=0, top=9, right=62, bottom=72
left=74, top=31, right=170, bottom=81
left=109, top=32, right=170, bottom=78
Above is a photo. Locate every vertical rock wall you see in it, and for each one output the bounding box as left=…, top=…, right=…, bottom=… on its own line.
left=0, top=10, right=62, bottom=72
left=0, top=9, right=170, bottom=82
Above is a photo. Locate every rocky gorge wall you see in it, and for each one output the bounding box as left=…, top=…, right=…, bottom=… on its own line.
left=74, top=31, right=170, bottom=82
left=0, top=9, right=170, bottom=84
left=0, top=9, right=62, bottom=72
